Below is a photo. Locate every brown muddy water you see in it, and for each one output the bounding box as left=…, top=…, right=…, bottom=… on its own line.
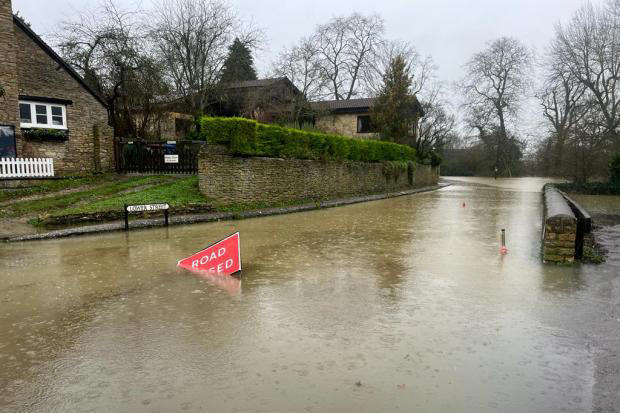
left=1, top=177, right=619, bottom=412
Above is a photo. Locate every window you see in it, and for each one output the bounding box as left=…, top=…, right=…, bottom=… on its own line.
left=19, top=103, right=32, bottom=124
left=18, top=101, right=67, bottom=130
left=51, top=106, right=64, bottom=126
left=357, top=115, right=373, bottom=134
left=35, top=105, right=48, bottom=124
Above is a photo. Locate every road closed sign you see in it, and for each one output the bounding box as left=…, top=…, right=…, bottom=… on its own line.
left=177, top=232, right=241, bottom=276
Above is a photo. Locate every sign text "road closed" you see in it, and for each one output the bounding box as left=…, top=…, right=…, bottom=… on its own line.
left=177, top=232, right=241, bottom=276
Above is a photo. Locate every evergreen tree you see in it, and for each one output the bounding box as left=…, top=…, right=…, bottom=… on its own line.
left=371, top=54, right=416, bottom=146
left=220, top=38, right=258, bottom=83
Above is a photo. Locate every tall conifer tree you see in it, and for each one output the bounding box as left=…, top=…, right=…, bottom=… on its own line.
left=220, top=38, right=258, bottom=83
left=371, top=54, right=415, bottom=145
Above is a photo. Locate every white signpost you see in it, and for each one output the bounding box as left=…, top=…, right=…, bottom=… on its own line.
left=164, top=154, right=179, bottom=164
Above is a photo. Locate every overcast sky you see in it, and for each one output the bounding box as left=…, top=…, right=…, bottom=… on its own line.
left=12, top=0, right=604, bottom=138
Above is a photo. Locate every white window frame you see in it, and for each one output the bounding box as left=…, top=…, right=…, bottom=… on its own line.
left=19, top=101, right=68, bottom=130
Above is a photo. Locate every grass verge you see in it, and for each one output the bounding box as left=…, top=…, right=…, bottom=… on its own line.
left=1, top=175, right=178, bottom=218
left=0, top=174, right=116, bottom=202
left=50, top=176, right=207, bottom=217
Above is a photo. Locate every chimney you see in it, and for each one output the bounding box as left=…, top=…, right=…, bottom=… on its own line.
left=0, top=0, right=19, bottom=129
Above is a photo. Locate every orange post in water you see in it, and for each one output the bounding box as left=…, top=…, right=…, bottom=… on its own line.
left=500, top=229, right=508, bottom=254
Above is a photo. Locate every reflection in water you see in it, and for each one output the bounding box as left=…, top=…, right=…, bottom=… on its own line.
left=541, top=266, right=585, bottom=294
left=187, top=270, right=242, bottom=296
left=0, top=177, right=617, bottom=412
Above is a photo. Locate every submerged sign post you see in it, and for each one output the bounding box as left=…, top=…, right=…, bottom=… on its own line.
left=124, top=203, right=169, bottom=230
left=177, top=232, right=242, bottom=276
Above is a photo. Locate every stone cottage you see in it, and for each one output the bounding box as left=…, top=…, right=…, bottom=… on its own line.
left=311, top=97, right=424, bottom=142
left=0, top=0, right=113, bottom=173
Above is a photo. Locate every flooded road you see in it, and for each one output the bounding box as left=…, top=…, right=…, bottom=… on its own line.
left=1, top=177, right=619, bottom=412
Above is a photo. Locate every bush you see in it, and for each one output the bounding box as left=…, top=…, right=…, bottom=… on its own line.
left=22, top=128, right=68, bottom=141
left=200, top=117, right=258, bottom=155
left=199, top=116, right=417, bottom=163
left=610, top=152, right=620, bottom=184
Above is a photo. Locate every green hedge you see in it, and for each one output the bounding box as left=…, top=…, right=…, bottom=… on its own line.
left=199, top=117, right=417, bottom=162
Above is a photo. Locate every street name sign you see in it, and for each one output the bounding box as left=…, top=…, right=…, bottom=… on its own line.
left=126, top=203, right=169, bottom=212
left=177, top=232, right=242, bottom=276
left=164, top=154, right=179, bottom=164
left=124, top=203, right=170, bottom=230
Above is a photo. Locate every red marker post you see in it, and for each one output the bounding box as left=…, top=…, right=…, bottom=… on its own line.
left=178, top=232, right=242, bottom=276
left=500, top=229, right=508, bottom=255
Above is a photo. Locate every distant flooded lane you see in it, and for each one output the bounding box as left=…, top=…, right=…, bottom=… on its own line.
left=1, top=177, right=618, bottom=412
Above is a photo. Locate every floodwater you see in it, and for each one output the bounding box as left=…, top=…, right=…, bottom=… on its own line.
left=569, top=193, right=620, bottom=227
left=1, top=177, right=619, bottom=412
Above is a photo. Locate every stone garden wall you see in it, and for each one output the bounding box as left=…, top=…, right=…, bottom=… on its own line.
left=199, top=144, right=439, bottom=206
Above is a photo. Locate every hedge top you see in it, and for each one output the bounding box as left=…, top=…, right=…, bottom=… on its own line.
left=199, top=116, right=417, bottom=163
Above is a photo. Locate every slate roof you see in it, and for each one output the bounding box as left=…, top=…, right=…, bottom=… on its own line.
left=222, top=77, right=302, bottom=96
left=12, top=15, right=108, bottom=108
left=310, top=98, right=376, bottom=112
left=311, top=96, right=425, bottom=116
left=224, top=78, right=287, bottom=89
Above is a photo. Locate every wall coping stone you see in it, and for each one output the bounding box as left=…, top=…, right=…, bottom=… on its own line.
left=544, top=185, right=576, bottom=220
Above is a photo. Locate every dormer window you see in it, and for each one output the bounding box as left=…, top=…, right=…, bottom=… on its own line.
left=19, top=101, right=67, bottom=130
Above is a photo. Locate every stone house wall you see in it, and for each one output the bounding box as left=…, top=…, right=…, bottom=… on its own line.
left=0, top=0, right=19, bottom=136
left=0, top=0, right=113, bottom=174
left=199, top=144, right=439, bottom=206
left=14, top=26, right=113, bottom=173
left=315, top=112, right=422, bottom=148
left=315, top=114, right=378, bottom=139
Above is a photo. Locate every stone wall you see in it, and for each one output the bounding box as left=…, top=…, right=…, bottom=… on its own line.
left=542, top=185, right=577, bottom=264
left=14, top=26, right=114, bottom=174
left=199, top=145, right=439, bottom=206
left=315, top=114, right=378, bottom=140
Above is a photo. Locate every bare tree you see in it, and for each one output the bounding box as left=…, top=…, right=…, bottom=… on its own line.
left=272, top=38, right=325, bottom=101
left=150, top=0, right=241, bottom=115
left=537, top=56, right=589, bottom=176
left=364, top=39, right=434, bottom=97
left=460, top=37, right=533, bottom=176
left=568, top=100, right=611, bottom=181
left=53, top=0, right=167, bottom=137
left=313, top=13, right=384, bottom=100
left=416, top=86, right=457, bottom=157
left=551, top=0, right=620, bottom=149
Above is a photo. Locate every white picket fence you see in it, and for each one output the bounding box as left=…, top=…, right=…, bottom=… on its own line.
left=0, top=157, right=54, bottom=178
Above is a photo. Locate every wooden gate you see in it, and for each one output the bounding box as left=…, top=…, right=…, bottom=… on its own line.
left=115, top=139, right=204, bottom=174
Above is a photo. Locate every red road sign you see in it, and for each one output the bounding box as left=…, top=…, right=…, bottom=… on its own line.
left=177, top=232, right=242, bottom=276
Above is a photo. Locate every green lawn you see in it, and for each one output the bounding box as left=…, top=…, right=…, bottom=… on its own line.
left=52, top=176, right=207, bottom=216
left=1, top=175, right=207, bottom=220
left=0, top=174, right=115, bottom=202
